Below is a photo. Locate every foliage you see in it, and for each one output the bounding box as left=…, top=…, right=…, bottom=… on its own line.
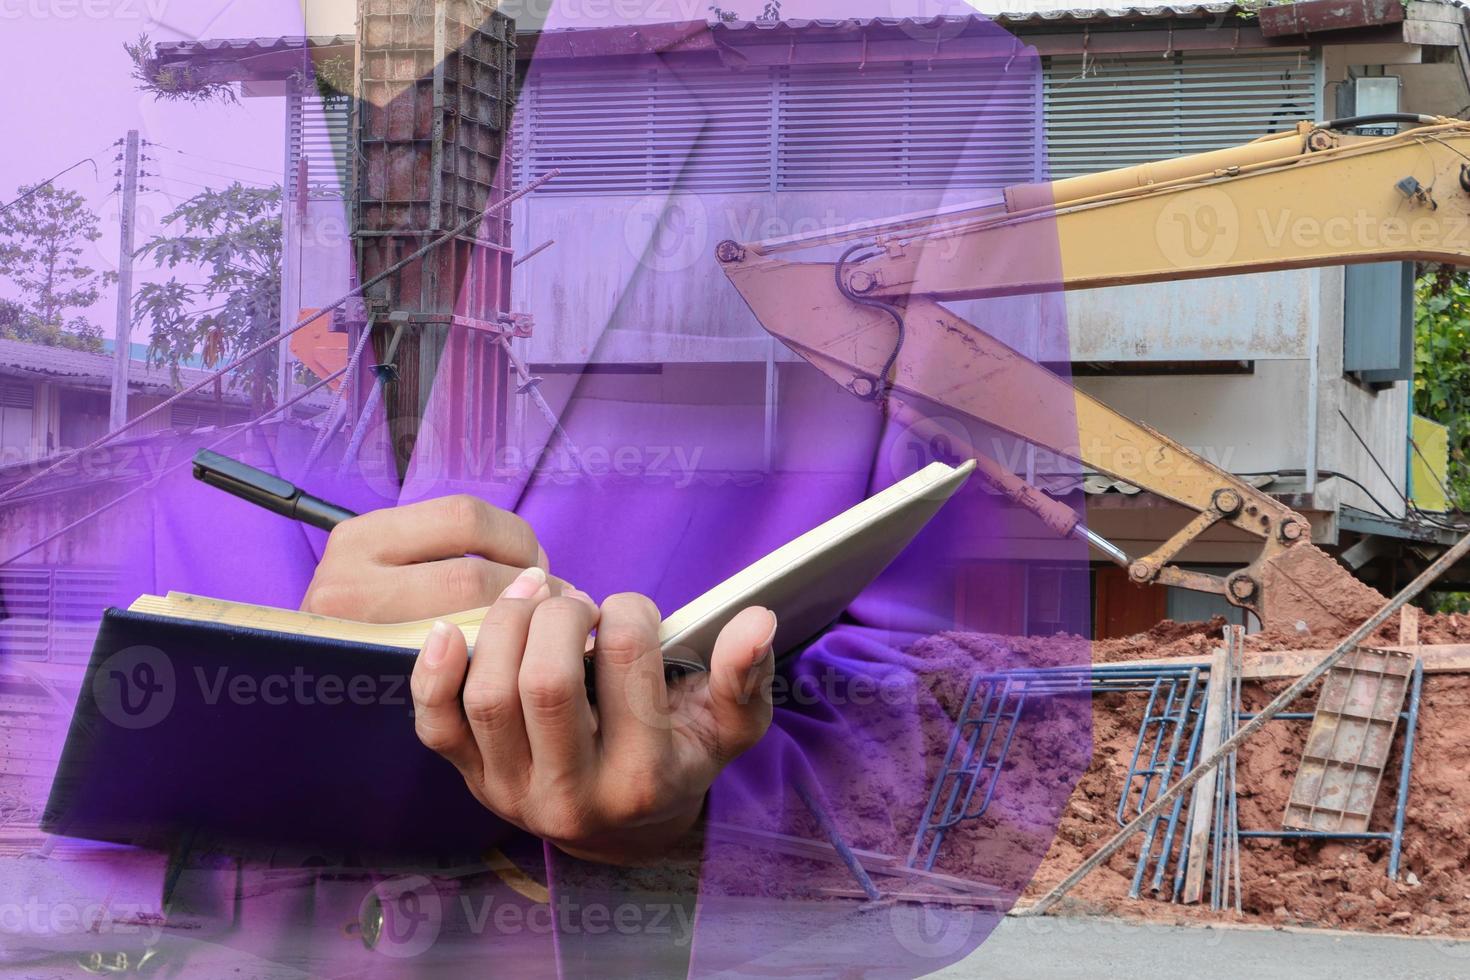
left=133, top=183, right=282, bottom=413
left=708, top=2, right=780, bottom=24
left=125, top=33, right=239, bottom=105
left=1415, top=268, right=1470, bottom=612
left=0, top=183, right=110, bottom=351
left=1414, top=269, right=1470, bottom=511
left=292, top=54, right=355, bottom=106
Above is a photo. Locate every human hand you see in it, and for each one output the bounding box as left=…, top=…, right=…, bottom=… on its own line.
left=301, top=495, right=567, bottom=623
left=410, top=567, right=777, bottom=865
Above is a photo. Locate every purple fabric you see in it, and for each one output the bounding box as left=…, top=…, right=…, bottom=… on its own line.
left=5, top=2, right=1092, bottom=976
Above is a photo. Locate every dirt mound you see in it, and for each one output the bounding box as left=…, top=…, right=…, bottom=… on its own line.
left=1015, top=673, right=1470, bottom=936
left=910, top=617, right=1470, bottom=937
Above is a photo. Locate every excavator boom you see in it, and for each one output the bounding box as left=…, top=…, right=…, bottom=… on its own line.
left=717, top=115, right=1467, bottom=631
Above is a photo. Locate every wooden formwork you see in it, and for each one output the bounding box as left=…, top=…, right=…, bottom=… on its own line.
left=349, top=0, right=518, bottom=478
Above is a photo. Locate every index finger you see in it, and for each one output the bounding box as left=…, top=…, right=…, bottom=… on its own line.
left=329, top=494, right=546, bottom=569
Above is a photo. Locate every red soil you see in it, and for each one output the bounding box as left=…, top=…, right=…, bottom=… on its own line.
left=909, top=603, right=1470, bottom=936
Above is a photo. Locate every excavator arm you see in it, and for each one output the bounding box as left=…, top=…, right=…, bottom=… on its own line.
left=716, top=115, right=1470, bottom=630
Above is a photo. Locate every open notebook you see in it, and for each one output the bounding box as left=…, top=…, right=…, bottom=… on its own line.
left=45, top=460, right=973, bottom=855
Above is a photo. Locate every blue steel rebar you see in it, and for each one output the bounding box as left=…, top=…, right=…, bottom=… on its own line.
left=907, top=663, right=1198, bottom=872
left=1148, top=681, right=1209, bottom=897
left=1128, top=669, right=1204, bottom=899
left=1167, top=685, right=1214, bottom=900
left=1123, top=681, right=1170, bottom=828
left=957, top=685, right=1029, bottom=821
left=1389, top=660, right=1424, bottom=881
left=907, top=672, right=984, bottom=870
left=1237, top=830, right=1395, bottom=839
left=930, top=680, right=1004, bottom=820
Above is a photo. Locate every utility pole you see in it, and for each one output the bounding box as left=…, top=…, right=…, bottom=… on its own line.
left=109, top=130, right=139, bottom=432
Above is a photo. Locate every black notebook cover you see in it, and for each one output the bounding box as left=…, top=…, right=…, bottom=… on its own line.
left=44, top=608, right=510, bottom=857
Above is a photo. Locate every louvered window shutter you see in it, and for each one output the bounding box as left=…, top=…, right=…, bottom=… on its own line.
left=288, top=92, right=351, bottom=198
left=777, top=62, right=1041, bottom=191
left=1043, top=52, right=1317, bottom=177
left=0, top=383, right=34, bottom=409
left=522, top=59, right=1045, bottom=195
left=527, top=67, right=772, bottom=195
left=0, top=567, right=120, bottom=662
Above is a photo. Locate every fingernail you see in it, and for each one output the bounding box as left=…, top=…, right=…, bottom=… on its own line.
left=423, top=621, right=453, bottom=667
left=757, top=609, right=778, bottom=657
left=563, top=587, right=598, bottom=610
left=501, top=565, right=548, bottom=600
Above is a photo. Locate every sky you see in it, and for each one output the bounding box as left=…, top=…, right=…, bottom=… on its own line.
left=0, top=0, right=1021, bottom=343
left=0, top=1, right=311, bottom=343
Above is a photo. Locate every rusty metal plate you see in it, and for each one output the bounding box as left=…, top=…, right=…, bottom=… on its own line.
left=1283, top=647, right=1414, bottom=833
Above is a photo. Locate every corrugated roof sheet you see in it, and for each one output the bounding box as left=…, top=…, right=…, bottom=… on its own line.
left=719, top=7, right=1245, bottom=30
left=0, top=338, right=266, bottom=404
left=151, top=7, right=1260, bottom=64
left=152, top=35, right=353, bottom=60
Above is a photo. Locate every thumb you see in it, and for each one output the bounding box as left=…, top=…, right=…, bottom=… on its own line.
left=703, top=606, right=777, bottom=763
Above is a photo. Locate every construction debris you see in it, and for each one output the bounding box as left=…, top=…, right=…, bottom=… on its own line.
left=1283, top=647, right=1415, bottom=834
left=908, top=583, right=1470, bottom=934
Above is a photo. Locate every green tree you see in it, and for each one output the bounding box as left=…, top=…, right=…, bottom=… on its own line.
left=132, top=183, right=282, bottom=414
left=0, top=183, right=111, bottom=351
left=1414, top=269, right=1470, bottom=512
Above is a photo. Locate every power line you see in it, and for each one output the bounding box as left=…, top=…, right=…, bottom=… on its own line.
left=0, top=167, right=562, bottom=510
left=157, top=159, right=276, bottom=189
left=0, top=152, right=106, bottom=214
left=145, top=175, right=267, bottom=195
left=147, top=142, right=282, bottom=179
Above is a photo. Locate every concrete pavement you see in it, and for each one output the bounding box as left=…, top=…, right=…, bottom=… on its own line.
left=936, top=915, right=1470, bottom=979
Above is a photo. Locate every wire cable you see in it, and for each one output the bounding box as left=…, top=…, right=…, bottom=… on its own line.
left=0, top=167, right=561, bottom=511
left=157, top=160, right=276, bottom=189
left=147, top=143, right=281, bottom=179
left=0, top=154, right=104, bottom=214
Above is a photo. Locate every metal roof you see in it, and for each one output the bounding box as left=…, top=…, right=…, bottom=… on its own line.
left=0, top=338, right=259, bottom=403
left=149, top=7, right=1260, bottom=66
left=152, top=34, right=353, bottom=60
left=721, top=7, right=1246, bottom=30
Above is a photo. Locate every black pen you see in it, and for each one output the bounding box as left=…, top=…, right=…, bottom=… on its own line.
left=192, top=449, right=358, bottom=532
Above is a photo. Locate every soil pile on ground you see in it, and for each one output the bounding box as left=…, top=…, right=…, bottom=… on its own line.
left=908, top=609, right=1470, bottom=936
